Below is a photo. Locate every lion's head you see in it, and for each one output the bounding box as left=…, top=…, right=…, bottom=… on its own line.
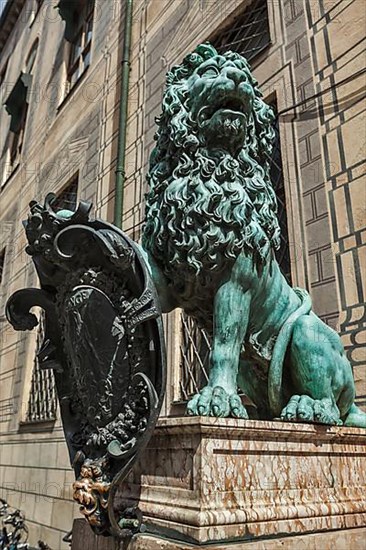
left=143, top=43, right=281, bottom=296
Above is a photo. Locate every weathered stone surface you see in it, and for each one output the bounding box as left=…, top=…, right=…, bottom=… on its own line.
left=118, top=417, right=366, bottom=544
left=71, top=417, right=366, bottom=547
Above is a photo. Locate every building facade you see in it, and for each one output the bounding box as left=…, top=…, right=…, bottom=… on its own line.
left=0, top=0, right=365, bottom=547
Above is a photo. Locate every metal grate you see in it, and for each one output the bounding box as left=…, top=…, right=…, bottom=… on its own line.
left=25, top=177, right=79, bottom=423
left=211, top=0, right=270, bottom=62
left=179, top=314, right=211, bottom=401
left=26, top=314, right=57, bottom=422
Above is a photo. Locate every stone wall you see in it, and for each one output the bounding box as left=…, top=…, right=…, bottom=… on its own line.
left=307, top=0, right=366, bottom=405
left=127, top=0, right=365, bottom=410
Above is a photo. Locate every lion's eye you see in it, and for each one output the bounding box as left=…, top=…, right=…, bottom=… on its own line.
left=201, top=66, right=219, bottom=77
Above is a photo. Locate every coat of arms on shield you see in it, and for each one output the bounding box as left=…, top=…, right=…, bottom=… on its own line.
left=6, top=194, right=166, bottom=537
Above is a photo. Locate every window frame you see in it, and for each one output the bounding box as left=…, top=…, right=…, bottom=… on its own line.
left=65, top=0, right=95, bottom=93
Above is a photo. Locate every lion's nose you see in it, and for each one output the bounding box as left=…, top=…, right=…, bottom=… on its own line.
left=222, top=68, right=244, bottom=86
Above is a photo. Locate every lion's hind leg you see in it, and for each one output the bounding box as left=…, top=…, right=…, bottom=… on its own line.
left=344, top=404, right=366, bottom=428
left=281, top=313, right=354, bottom=426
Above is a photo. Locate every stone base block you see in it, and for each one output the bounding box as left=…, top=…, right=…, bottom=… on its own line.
left=121, top=417, right=366, bottom=544
left=72, top=418, right=366, bottom=549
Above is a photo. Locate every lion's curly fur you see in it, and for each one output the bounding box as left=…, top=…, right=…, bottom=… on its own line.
left=143, top=43, right=281, bottom=291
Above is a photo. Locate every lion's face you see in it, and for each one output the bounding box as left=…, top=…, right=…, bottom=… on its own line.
left=187, top=55, right=255, bottom=153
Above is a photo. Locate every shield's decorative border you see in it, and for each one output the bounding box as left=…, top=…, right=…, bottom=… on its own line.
left=6, top=194, right=166, bottom=538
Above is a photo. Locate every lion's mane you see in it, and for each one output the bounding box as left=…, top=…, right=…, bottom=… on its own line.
left=142, top=44, right=280, bottom=291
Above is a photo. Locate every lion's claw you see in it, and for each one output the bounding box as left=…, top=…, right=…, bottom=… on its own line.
left=229, top=394, right=248, bottom=418
left=187, top=386, right=248, bottom=419
left=281, top=395, right=342, bottom=425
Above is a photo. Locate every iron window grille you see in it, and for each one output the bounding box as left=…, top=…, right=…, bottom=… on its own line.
left=25, top=178, right=78, bottom=423
left=179, top=314, right=211, bottom=402
left=210, top=0, right=271, bottom=62
left=26, top=314, right=57, bottom=423
left=51, top=176, right=79, bottom=212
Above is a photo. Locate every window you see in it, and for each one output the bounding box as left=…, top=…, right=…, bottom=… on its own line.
left=4, top=73, right=32, bottom=172
left=57, top=0, right=94, bottom=92
left=26, top=314, right=57, bottom=423
left=211, top=0, right=270, bottom=63
left=52, top=175, right=79, bottom=212
left=2, top=40, right=38, bottom=179
left=25, top=177, right=79, bottom=424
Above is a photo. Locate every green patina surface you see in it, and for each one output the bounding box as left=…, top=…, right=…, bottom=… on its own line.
left=141, top=43, right=366, bottom=428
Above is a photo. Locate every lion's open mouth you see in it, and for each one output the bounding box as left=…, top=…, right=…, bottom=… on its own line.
left=215, top=97, right=246, bottom=114
left=196, top=93, right=250, bottom=149
left=201, top=95, right=248, bottom=121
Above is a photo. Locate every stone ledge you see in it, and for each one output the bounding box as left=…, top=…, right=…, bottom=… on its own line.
left=71, top=520, right=366, bottom=549
left=154, top=416, right=366, bottom=440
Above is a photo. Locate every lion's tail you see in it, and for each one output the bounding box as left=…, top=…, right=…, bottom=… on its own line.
left=268, top=288, right=312, bottom=417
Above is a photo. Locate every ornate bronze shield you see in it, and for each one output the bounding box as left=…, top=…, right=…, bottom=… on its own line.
left=6, top=195, right=166, bottom=537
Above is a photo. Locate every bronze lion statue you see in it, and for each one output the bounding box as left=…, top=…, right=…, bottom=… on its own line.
left=141, top=43, right=365, bottom=427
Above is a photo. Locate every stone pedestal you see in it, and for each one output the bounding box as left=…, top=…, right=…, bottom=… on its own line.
left=72, top=417, right=366, bottom=549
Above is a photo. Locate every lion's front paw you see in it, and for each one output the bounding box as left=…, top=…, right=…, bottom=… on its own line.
left=187, top=386, right=248, bottom=419
left=280, top=395, right=342, bottom=425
